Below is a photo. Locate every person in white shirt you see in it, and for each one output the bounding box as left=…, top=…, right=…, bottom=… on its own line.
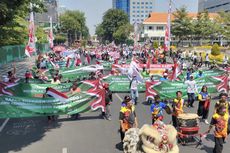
left=205, top=53, right=210, bottom=67
left=223, top=55, right=229, bottom=68
left=185, top=75, right=198, bottom=107
left=129, top=75, right=139, bottom=105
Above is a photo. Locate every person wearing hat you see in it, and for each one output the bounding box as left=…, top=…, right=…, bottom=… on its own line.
left=185, top=75, right=198, bottom=107
left=102, top=83, right=112, bottom=120
left=129, top=75, right=139, bottom=105
left=160, top=73, right=168, bottom=81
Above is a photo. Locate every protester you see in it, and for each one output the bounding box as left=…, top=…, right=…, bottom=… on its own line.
left=185, top=75, right=198, bottom=107
left=197, top=85, right=210, bottom=124
left=119, top=98, right=138, bottom=142
left=43, top=87, right=55, bottom=122
left=7, top=64, right=16, bottom=83
left=102, top=83, right=112, bottom=120
left=172, top=91, right=184, bottom=128
left=205, top=53, right=210, bottom=68
left=160, top=73, right=168, bottom=81
left=215, top=93, right=229, bottom=115
left=129, top=75, right=139, bottom=105
left=150, top=95, right=171, bottom=124
left=208, top=105, right=229, bottom=153
left=51, top=76, right=61, bottom=84
left=25, top=70, right=33, bottom=83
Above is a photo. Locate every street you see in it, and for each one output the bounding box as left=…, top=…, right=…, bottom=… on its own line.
left=0, top=93, right=230, bottom=153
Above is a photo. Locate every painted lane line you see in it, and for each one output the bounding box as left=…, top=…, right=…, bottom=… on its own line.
left=0, top=118, right=9, bottom=132
left=62, top=148, right=68, bottom=153
left=115, top=93, right=123, bottom=102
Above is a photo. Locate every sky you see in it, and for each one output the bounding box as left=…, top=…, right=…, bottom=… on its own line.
left=59, top=0, right=198, bottom=35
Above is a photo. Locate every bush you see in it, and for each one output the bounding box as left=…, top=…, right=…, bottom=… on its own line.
left=153, top=41, right=158, bottom=49
left=211, top=43, right=220, bottom=56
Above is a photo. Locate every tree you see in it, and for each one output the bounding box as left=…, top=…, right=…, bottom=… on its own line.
left=153, top=41, right=159, bottom=49
left=59, top=10, right=89, bottom=46
left=96, top=9, right=130, bottom=44
left=193, top=11, right=214, bottom=45
left=217, top=11, right=230, bottom=40
left=0, top=0, right=45, bottom=46
left=171, top=7, right=193, bottom=46
left=36, top=27, right=48, bottom=43
left=54, top=34, right=67, bottom=44
left=113, top=24, right=133, bottom=44
left=211, top=43, right=220, bottom=56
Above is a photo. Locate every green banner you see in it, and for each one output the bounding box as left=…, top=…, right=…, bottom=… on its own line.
left=7, top=81, right=93, bottom=97
left=0, top=92, right=96, bottom=118
left=103, top=75, right=161, bottom=92
left=152, top=76, right=222, bottom=99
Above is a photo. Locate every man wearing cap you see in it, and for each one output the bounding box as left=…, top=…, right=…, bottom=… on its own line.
left=129, top=75, right=139, bottom=105
left=185, top=75, right=198, bottom=107
left=160, top=73, right=168, bottom=81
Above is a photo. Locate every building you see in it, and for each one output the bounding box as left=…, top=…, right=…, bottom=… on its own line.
left=142, top=12, right=218, bottom=41
left=112, top=0, right=156, bottom=24
left=35, top=0, right=58, bottom=26
left=198, top=0, right=230, bottom=12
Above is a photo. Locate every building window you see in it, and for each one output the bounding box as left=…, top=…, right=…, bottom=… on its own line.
left=146, top=6, right=148, bottom=9
left=133, top=15, right=135, bottom=17
left=133, top=2, right=135, bottom=4
left=145, top=14, right=148, bottom=17
left=150, top=2, right=153, bottom=5
left=148, top=26, right=153, bottom=30
left=137, top=6, right=140, bottom=9
left=133, top=19, right=135, bottom=21
left=141, top=10, right=144, bottom=13
left=149, top=6, right=153, bottom=9
left=137, top=2, right=140, bottom=4
left=141, top=19, right=144, bottom=21
left=137, top=19, right=139, bottom=21
left=133, top=6, right=135, bottom=9
left=133, top=10, right=135, bottom=13
left=137, top=15, right=139, bottom=17
left=146, top=2, right=148, bottom=4
left=156, top=26, right=164, bottom=30
left=141, top=15, right=144, bottom=17
left=141, top=6, right=144, bottom=9
left=137, top=10, right=140, bottom=13
left=141, top=2, right=144, bottom=4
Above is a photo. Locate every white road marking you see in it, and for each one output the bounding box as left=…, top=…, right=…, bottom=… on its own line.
left=0, top=118, right=9, bottom=132
left=62, top=148, right=68, bottom=153
left=115, top=93, right=123, bottom=102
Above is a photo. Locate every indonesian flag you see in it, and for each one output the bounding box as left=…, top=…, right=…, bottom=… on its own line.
left=164, top=2, right=171, bottom=51
left=48, top=17, right=54, bottom=48
left=46, top=87, right=68, bottom=103
left=146, top=56, right=151, bottom=70
left=128, top=60, right=143, bottom=83
left=25, top=3, right=35, bottom=57
left=170, top=61, right=181, bottom=81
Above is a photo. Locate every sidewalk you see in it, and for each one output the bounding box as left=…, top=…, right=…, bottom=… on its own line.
left=0, top=56, right=36, bottom=79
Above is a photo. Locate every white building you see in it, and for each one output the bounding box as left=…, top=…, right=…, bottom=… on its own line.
left=142, top=12, right=218, bottom=42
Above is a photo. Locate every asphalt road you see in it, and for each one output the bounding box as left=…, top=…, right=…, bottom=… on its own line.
left=0, top=92, right=230, bottom=153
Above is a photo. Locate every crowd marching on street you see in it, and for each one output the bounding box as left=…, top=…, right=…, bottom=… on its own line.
left=1, top=43, right=230, bottom=153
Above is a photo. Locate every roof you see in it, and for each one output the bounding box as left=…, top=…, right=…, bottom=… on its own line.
left=143, top=12, right=218, bottom=23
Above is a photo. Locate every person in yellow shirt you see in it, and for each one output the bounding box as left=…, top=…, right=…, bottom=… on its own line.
left=172, top=91, right=184, bottom=128
left=119, top=99, right=138, bottom=142
left=208, top=105, right=229, bottom=153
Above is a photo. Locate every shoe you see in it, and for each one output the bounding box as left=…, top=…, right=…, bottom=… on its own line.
left=204, top=119, right=209, bottom=125
left=107, top=117, right=111, bottom=121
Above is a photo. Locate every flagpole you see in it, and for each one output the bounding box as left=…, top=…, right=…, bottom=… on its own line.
left=169, top=0, right=172, bottom=48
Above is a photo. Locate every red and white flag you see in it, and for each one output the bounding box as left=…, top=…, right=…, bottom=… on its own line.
left=46, top=87, right=68, bottom=102
left=170, top=61, right=181, bottom=81
left=25, top=3, right=36, bottom=57
left=164, top=1, right=171, bottom=51
left=48, top=17, right=54, bottom=48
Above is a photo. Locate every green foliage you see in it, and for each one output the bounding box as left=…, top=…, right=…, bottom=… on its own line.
left=171, top=7, right=193, bottom=42
left=126, top=39, right=134, bottom=46
left=113, top=24, right=133, bottom=44
left=153, top=41, right=158, bottom=49
left=211, top=43, right=220, bottom=56
left=36, top=27, right=48, bottom=43
left=96, top=9, right=130, bottom=44
left=59, top=10, right=89, bottom=45
left=217, top=11, right=230, bottom=40
left=0, top=0, right=45, bottom=46
left=54, top=34, right=67, bottom=44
